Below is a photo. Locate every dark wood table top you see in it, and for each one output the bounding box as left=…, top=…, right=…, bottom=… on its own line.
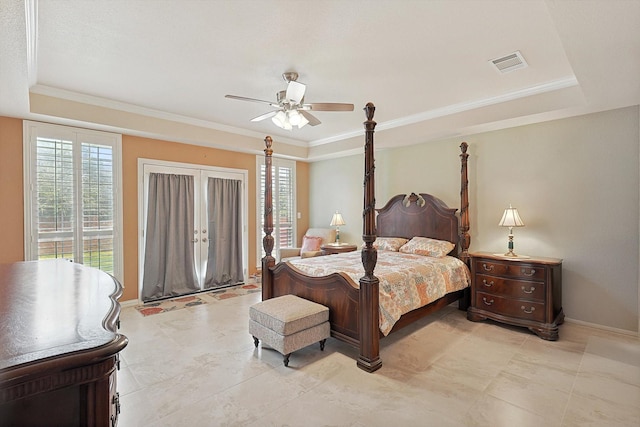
left=0, top=260, right=126, bottom=373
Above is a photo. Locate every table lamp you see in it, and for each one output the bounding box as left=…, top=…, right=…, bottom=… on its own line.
left=330, top=211, right=346, bottom=244
left=498, top=204, right=525, bottom=257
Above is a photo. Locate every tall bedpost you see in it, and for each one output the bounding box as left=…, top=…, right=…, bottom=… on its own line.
left=261, top=136, right=275, bottom=300
left=358, top=102, right=382, bottom=373
left=459, top=141, right=470, bottom=266
left=458, top=141, right=472, bottom=310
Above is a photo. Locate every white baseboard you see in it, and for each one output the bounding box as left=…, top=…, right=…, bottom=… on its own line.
left=564, top=317, right=639, bottom=338
left=119, top=299, right=141, bottom=308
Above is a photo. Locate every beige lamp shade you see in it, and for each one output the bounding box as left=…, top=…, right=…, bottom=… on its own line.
left=498, top=205, right=525, bottom=228
left=497, top=204, right=528, bottom=257
left=330, top=212, right=346, bottom=227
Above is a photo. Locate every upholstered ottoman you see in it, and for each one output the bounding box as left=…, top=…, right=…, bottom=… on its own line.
left=249, top=294, right=330, bottom=367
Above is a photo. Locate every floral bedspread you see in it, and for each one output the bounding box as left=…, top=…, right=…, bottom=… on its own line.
left=289, top=251, right=471, bottom=335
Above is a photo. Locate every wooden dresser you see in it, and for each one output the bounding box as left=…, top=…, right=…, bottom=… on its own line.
left=467, top=252, right=564, bottom=340
left=0, top=260, right=128, bottom=427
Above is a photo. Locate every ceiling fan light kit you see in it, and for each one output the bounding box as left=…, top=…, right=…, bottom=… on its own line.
left=225, top=71, right=354, bottom=130
left=271, top=109, right=309, bottom=130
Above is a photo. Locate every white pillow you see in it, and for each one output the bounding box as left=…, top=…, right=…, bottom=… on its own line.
left=399, top=237, right=455, bottom=257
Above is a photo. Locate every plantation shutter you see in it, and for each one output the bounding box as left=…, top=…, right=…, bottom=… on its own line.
left=35, top=137, right=75, bottom=261
left=258, top=158, right=296, bottom=261
left=80, top=142, right=115, bottom=272
left=277, top=165, right=295, bottom=250
left=24, top=122, right=122, bottom=279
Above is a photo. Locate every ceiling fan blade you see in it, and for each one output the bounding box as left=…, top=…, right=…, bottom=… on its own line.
left=304, top=103, right=354, bottom=111
left=299, top=110, right=321, bottom=126
left=225, top=94, right=279, bottom=107
left=286, top=81, right=306, bottom=104
left=251, top=111, right=279, bottom=122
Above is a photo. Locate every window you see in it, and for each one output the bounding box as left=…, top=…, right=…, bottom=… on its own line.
left=23, top=121, right=123, bottom=280
left=257, top=156, right=296, bottom=264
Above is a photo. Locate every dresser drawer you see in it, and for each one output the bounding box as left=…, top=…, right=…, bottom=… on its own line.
left=475, top=291, right=545, bottom=322
left=474, top=259, right=544, bottom=281
left=475, top=274, right=545, bottom=301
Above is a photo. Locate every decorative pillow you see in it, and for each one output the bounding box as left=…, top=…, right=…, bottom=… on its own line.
left=372, top=237, right=409, bottom=252
left=399, top=237, right=455, bottom=257
left=301, top=235, right=323, bottom=253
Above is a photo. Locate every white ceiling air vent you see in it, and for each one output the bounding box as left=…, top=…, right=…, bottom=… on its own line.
left=489, top=51, right=528, bottom=74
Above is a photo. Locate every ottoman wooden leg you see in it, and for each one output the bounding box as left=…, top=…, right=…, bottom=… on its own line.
left=253, top=336, right=259, bottom=348
left=283, top=353, right=291, bottom=367
left=320, top=339, right=326, bottom=351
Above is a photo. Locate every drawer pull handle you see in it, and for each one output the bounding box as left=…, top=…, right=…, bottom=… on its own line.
left=482, top=263, right=494, bottom=272
left=521, top=268, right=536, bottom=277
left=521, top=286, right=535, bottom=294
left=482, top=279, right=494, bottom=287
left=482, top=297, right=494, bottom=306
left=111, top=392, right=121, bottom=427
left=521, top=306, right=535, bottom=314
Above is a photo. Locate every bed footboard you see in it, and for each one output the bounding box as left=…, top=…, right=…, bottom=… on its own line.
left=268, top=262, right=360, bottom=346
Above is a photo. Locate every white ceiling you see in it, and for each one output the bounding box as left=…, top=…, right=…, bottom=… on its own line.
left=1, top=0, right=639, bottom=160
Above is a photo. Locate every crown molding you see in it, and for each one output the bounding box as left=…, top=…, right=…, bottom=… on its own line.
left=308, top=76, right=579, bottom=147
left=28, top=84, right=308, bottom=148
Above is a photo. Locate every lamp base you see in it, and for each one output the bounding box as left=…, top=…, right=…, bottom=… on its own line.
left=492, top=253, right=531, bottom=259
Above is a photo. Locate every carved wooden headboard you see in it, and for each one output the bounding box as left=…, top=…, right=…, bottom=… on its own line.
left=375, top=192, right=460, bottom=255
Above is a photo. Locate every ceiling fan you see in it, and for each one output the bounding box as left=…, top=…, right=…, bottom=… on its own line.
left=225, top=72, right=354, bottom=130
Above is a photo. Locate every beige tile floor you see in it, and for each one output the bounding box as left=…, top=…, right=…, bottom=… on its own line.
left=118, top=290, right=640, bottom=427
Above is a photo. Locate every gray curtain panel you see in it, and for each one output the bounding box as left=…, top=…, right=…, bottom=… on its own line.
left=204, top=177, right=244, bottom=288
left=142, top=173, right=199, bottom=301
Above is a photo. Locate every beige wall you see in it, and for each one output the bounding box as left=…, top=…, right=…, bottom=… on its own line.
left=295, top=161, right=310, bottom=246
left=310, top=106, right=640, bottom=332
left=0, top=118, right=310, bottom=302
left=0, top=117, right=24, bottom=263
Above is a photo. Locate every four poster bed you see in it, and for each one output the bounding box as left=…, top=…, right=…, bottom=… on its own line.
left=261, top=103, right=471, bottom=372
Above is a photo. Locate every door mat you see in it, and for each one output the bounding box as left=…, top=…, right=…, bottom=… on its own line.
left=135, top=295, right=207, bottom=317
left=206, top=283, right=261, bottom=301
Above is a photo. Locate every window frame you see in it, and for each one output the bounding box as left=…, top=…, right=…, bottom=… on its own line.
left=23, top=121, right=124, bottom=282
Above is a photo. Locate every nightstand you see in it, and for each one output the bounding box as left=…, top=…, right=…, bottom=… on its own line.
left=467, top=252, right=564, bottom=340
left=321, top=243, right=358, bottom=255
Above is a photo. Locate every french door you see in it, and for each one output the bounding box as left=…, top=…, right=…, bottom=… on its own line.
left=139, top=160, right=248, bottom=301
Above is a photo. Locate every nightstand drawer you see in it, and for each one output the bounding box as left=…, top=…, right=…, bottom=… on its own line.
left=475, top=274, right=545, bottom=301
left=474, top=259, right=544, bottom=281
left=476, top=291, right=545, bottom=322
